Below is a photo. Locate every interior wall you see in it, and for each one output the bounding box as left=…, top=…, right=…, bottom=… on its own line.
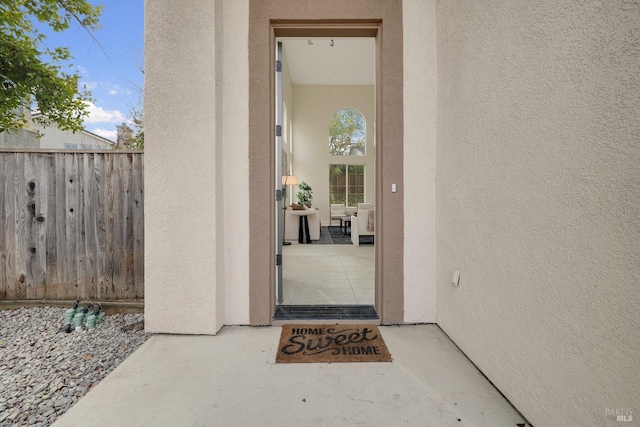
left=436, top=1, right=640, bottom=426
left=291, top=84, right=375, bottom=224
left=281, top=48, right=294, bottom=204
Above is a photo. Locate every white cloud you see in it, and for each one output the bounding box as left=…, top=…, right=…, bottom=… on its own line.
left=105, top=84, right=128, bottom=96
left=84, top=101, right=125, bottom=124
left=76, top=65, right=89, bottom=75
left=82, top=81, right=135, bottom=96
left=91, top=128, right=117, bottom=142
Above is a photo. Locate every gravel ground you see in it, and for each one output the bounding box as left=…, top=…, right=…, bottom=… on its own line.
left=0, top=307, right=150, bottom=426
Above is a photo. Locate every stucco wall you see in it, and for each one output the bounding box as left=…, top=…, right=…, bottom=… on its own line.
left=146, top=0, right=436, bottom=328
left=402, top=0, right=437, bottom=323
left=145, top=0, right=224, bottom=334
left=436, top=1, right=640, bottom=425
left=221, top=0, right=250, bottom=325
left=0, top=129, right=38, bottom=149
left=36, top=127, right=112, bottom=150
left=291, top=84, right=375, bottom=223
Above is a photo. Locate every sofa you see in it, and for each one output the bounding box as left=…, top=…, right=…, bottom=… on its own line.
left=284, top=205, right=320, bottom=242
left=351, top=203, right=375, bottom=246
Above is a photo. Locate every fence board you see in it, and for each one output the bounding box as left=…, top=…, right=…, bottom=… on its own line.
left=44, top=154, right=58, bottom=298
left=132, top=153, right=144, bottom=298
left=54, top=154, right=68, bottom=300
left=104, top=154, right=115, bottom=299
left=0, top=154, right=6, bottom=299
left=75, top=155, right=87, bottom=299
left=65, top=153, right=79, bottom=299
left=82, top=154, right=97, bottom=300
left=0, top=151, right=144, bottom=301
left=15, top=153, right=28, bottom=300
left=3, top=154, right=16, bottom=299
left=34, top=154, right=48, bottom=299
left=121, top=153, right=134, bottom=298
left=111, top=154, right=124, bottom=299
left=93, top=154, right=106, bottom=299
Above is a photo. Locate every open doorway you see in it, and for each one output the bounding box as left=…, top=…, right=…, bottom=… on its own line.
left=248, top=13, right=404, bottom=326
left=275, top=37, right=377, bottom=317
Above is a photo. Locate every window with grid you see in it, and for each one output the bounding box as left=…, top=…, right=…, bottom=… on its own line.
left=329, top=164, right=365, bottom=207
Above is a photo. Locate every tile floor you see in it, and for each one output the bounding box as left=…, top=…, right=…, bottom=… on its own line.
left=280, top=242, right=375, bottom=305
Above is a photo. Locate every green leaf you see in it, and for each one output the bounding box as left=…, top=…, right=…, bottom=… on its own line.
left=0, top=0, right=101, bottom=133
left=329, top=109, right=366, bottom=156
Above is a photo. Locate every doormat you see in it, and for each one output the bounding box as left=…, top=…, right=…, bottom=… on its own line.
left=274, top=305, right=379, bottom=321
left=276, top=324, right=392, bottom=363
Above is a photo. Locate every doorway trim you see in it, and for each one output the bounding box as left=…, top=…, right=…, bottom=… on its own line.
left=248, top=0, right=404, bottom=325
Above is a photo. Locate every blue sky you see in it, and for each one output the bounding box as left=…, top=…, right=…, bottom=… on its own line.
left=40, top=1, right=144, bottom=141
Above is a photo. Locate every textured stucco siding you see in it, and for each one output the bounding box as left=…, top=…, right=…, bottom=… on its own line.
left=436, top=1, right=640, bottom=426
left=35, top=127, right=113, bottom=149
left=0, top=129, right=38, bottom=149
left=145, top=0, right=224, bottom=334
left=221, top=0, right=250, bottom=325
left=403, top=0, right=437, bottom=323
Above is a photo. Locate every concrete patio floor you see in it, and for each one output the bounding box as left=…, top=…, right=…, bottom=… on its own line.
left=55, top=324, right=528, bottom=427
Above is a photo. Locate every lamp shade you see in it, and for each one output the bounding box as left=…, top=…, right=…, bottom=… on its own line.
left=283, top=175, right=298, bottom=186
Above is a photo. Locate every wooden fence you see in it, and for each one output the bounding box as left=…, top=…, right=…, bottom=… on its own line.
left=0, top=151, right=144, bottom=301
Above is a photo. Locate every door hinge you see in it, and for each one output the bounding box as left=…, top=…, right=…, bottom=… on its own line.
left=276, top=125, right=282, bottom=137
left=276, top=189, right=282, bottom=201
left=276, top=60, right=282, bottom=72
left=276, top=254, right=282, bottom=266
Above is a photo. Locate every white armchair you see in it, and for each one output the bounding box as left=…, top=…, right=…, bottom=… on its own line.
left=330, top=203, right=346, bottom=226
left=351, top=203, right=375, bottom=246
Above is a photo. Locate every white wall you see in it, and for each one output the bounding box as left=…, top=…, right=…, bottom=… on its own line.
left=145, top=0, right=225, bottom=334
left=36, top=126, right=113, bottom=150
left=0, top=126, right=113, bottom=150
left=281, top=48, right=295, bottom=204
left=291, top=85, right=375, bottom=224
left=221, top=0, right=250, bottom=325
left=402, top=0, right=437, bottom=323
left=436, top=1, right=640, bottom=426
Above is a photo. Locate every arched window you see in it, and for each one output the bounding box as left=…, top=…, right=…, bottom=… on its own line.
left=329, top=108, right=365, bottom=156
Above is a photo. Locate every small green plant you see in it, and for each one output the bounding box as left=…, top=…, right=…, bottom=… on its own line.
left=296, top=181, right=313, bottom=206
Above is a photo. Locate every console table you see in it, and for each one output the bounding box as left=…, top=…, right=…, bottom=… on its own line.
left=287, top=210, right=318, bottom=244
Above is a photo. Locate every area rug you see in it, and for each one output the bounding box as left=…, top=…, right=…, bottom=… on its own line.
left=315, top=226, right=375, bottom=245
left=275, top=324, right=392, bottom=363
left=315, top=226, right=336, bottom=244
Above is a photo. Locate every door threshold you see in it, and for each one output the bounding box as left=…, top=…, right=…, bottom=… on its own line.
left=273, top=305, right=380, bottom=325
